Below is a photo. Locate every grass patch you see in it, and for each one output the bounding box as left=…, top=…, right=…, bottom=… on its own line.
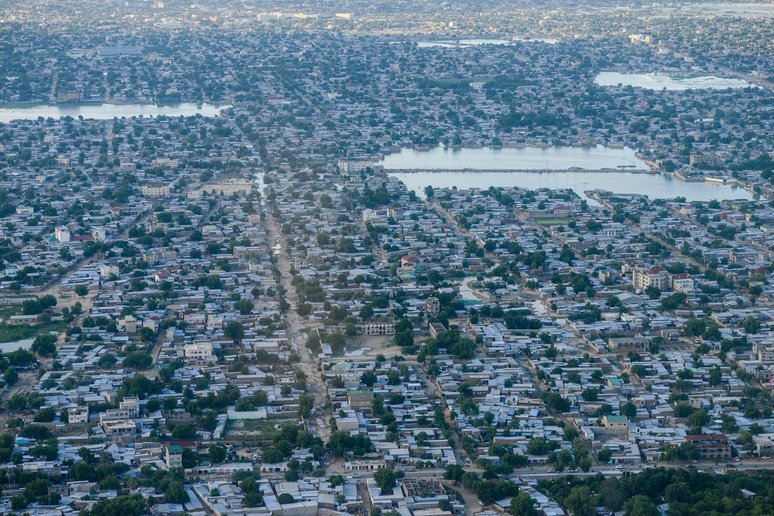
left=0, top=321, right=65, bottom=343
left=535, top=218, right=571, bottom=225
left=0, top=306, right=19, bottom=320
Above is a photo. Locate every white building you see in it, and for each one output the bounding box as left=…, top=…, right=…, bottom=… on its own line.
left=68, top=406, right=89, bottom=424
left=672, top=273, right=695, bottom=294
left=92, top=227, right=107, bottom=241
left=141, top=184, right=171, bottom=197
left=184, top=340, right=216, bottom=365
left=55, top=226, right=71, bottom=243
left=632, top=266, right=671, bottom=291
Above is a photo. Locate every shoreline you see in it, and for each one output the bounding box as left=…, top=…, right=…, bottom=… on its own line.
left=385, top=167, right=654, bottom=174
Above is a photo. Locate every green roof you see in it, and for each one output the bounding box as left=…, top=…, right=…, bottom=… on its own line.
left=605, top=415, right=627, bottom=423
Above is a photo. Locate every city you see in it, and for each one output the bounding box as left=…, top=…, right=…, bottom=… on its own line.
left=0, top=1, right=772, bottom=515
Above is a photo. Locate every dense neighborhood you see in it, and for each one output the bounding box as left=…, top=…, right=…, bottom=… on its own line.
left=0, top=1, right=772, bottom=515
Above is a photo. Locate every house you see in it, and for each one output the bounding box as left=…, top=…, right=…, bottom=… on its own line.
left=684, top=434, right=731, bottom=461
left=165, top=445, right=183, bottom=469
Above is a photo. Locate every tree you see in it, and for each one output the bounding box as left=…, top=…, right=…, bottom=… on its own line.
left=31, top=334, right=57, bottom=357
left=278, top=493, right=295, bottom=504
left=75, top=285, right=89, bottom=297
left=172, top=423, right=197, bottom=440
left=360, top=371, right=377, bottom=387
left=742, top=316, right=761, bottom=334
left=597, top=447, right=613, bottom=463
left=374, top=467, right=400, bottom=493
left=24, top=478, right=50, bottom=502
left=299, top=394, right=314, bottom=417
left=444, top=464, right=464, bottom=483
left=165, top=481, right=189, bottom=503
left=581, top=388, right=598, bottom=402
left=564, top=485, right=595, bottom=516
left=622, top=402, right=637, bottom=419
left=687, top=410, right=710, bottom=430
left=224, top=321, right=244, bottom=344
left=209, top=444, right=227, bottom=464
left=709, top=366, right=722, bottom=386
left=122, top=351, right=152, bottom=370
left=235, top=299, right=255, bottom=315
left=509, top=491, right=538, bottom=516
left=526, top=437, right=554, bottom=455
left=645, top=285, right=661, bottom=299
left=623, top=495, right=659, bottom=516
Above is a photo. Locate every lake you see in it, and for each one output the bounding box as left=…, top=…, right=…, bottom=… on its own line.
left=595, top=72, right=753, bottom=91
left=390, top=170, right=753, bottom=203
left=417, top=37, right=558, bottom=48
left=382, top=147, right=754, bottom=202
left=0, top=103, right=230, bottom=123
left=380, top=145, right=648, bottom=171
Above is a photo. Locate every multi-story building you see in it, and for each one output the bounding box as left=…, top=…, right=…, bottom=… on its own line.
left=672, top=273, right=695, bottom=294
left=55, top=226, right=71, bottom=243
left=165, top=445, right=183, bottom=469
left=684, top=434, right=731, bottom=461
left=184, top=340, right=216, bottom=365
left=632, top=266, right=671, bottom=292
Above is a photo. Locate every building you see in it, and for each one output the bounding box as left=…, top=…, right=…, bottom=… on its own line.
left=55, top=226, right=71, bottom=243
left=753, top=433, right=774, bottom=457
left=429, top=322, right=447, bottom=339
left=347, top=390, right=374, bottom=410
left=360, top=323, right=396, bottom=336
left=632, top=266, right=671, bottom=292
left=67, top=406, right=89, bottom=424
left=92, top=227, right=107, bottom=241
left=684, top=434, right=731, bottom=461
left=101, top=419, right=137, bottom=440
left=141, top=184, right=171, bottom=197
left=672, top=273, right=695, bottom=294
left=184, top=340, right=216, bottom=365
left=165, top=445, right=183, bottom=469
left=754, top=343, right=774, bottom=363
left=603, top=415, right=629, bottom=433
left=425, top=297, right=440, bottom=316
left=608, top=337, right=649, bottom=352
left=337, top=158, right=374, bottom=175
left=120, top=397, right=140, bottom=419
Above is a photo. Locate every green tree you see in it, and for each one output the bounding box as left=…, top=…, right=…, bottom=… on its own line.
left=360, top=371, right=377, bottom=387
left=209, top=444, right=227, bottom=464
left=623, top=495, right=659, bottom=516
left=224, top=321, right=245, bottom=343
left=374, top=467, right=398, bottom=494
left=165, top=481, right=189, bottom=503
left=509, top=491, right=538, bottom=516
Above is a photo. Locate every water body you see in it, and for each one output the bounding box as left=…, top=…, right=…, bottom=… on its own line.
left=0, top=103, right=229, bottom=123
left=417, top=37, right=558, bottom=48
left=595, top=72, right=752, bottom=90
left=380, top=145, right=648, bottom=170
left=391, top=170, right=753, bottom=202
left=383, top=147, right=753, bottom=202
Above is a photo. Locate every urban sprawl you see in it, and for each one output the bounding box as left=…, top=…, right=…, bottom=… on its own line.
left=0, top=1, right=772, bottom=515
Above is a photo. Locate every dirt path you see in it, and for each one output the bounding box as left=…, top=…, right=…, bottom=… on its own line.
left=264, top=208, right=331, bottom=442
